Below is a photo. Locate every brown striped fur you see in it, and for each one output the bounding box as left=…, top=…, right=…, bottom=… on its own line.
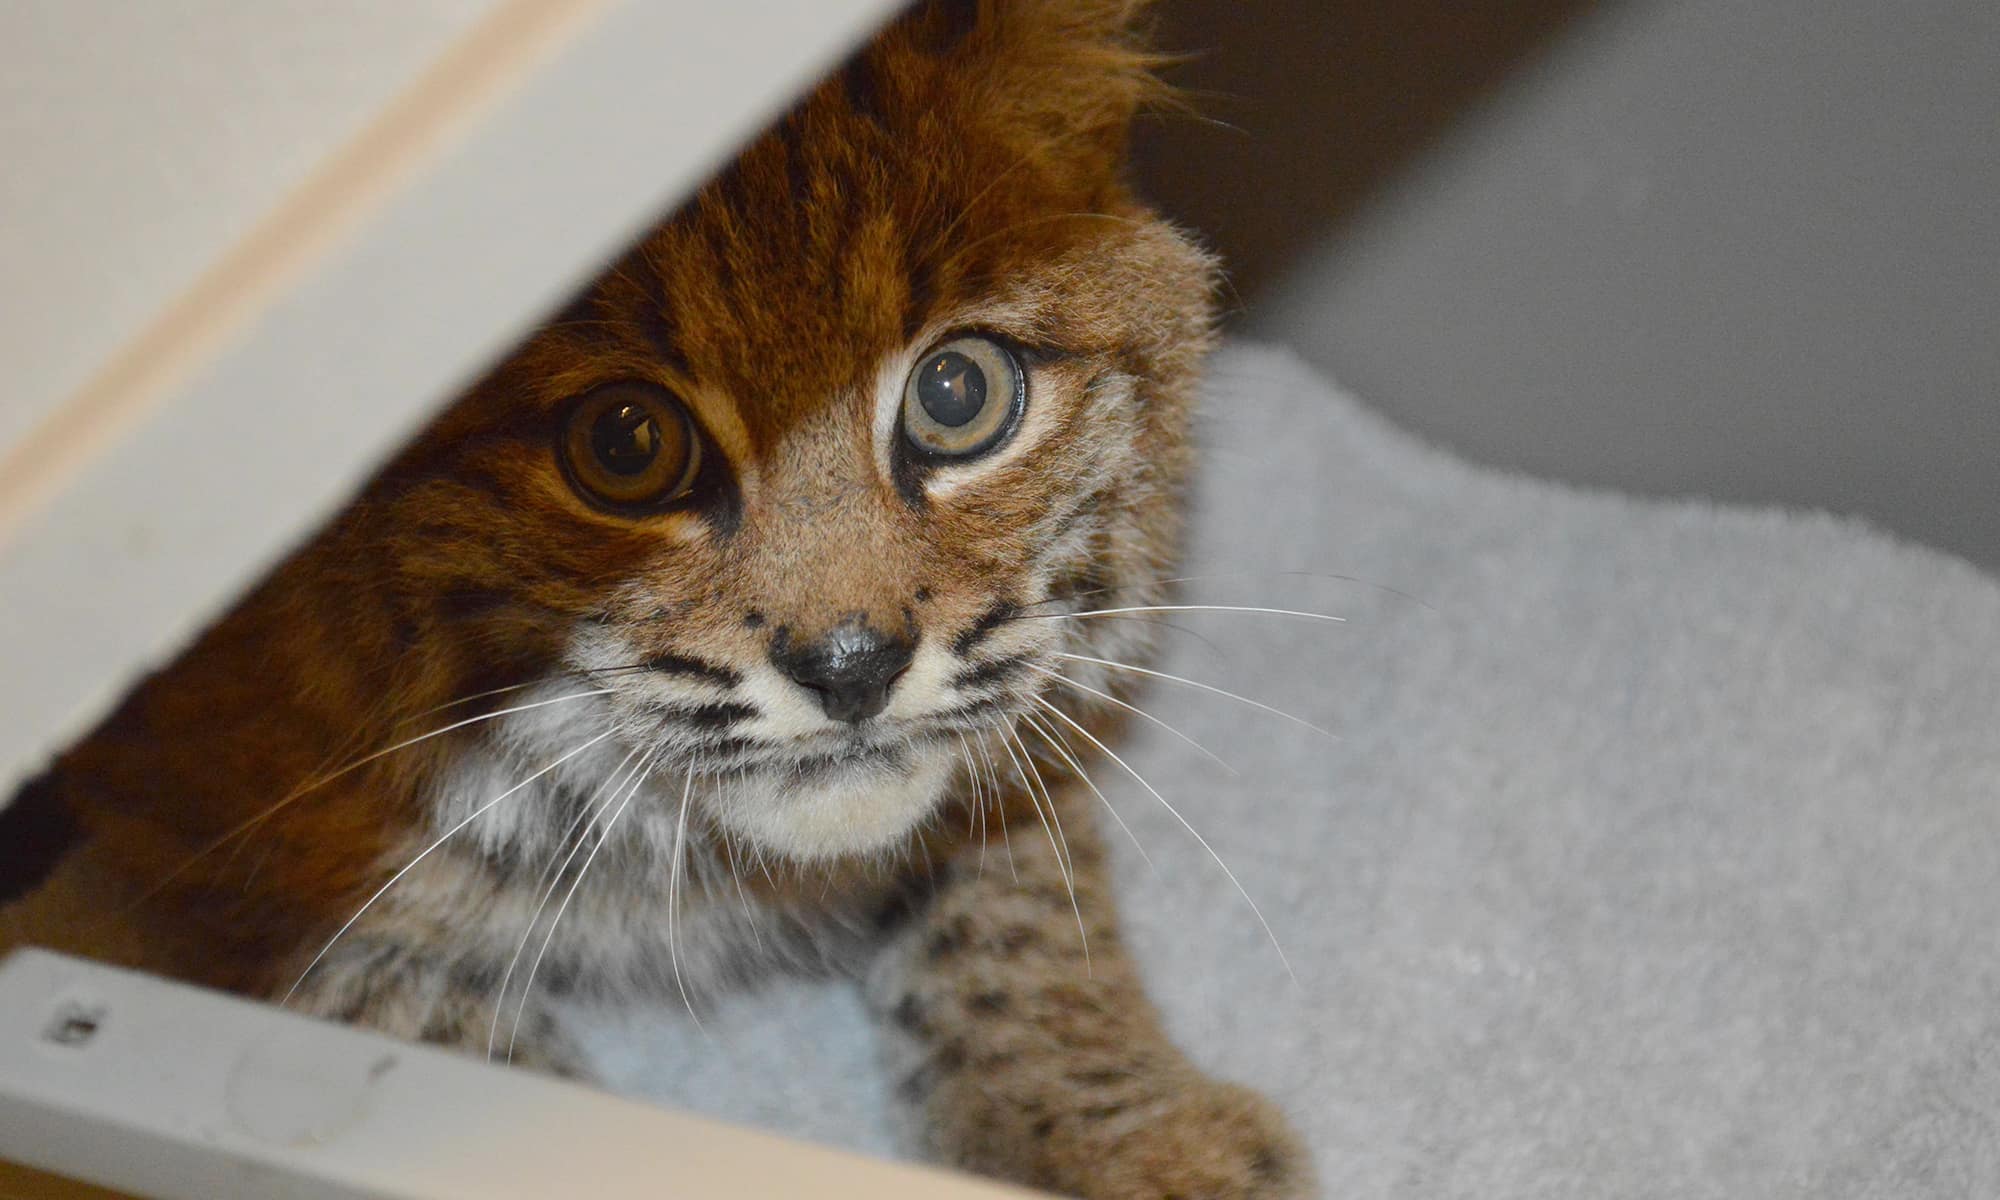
left=2, top=4, right=1309, bottom=1195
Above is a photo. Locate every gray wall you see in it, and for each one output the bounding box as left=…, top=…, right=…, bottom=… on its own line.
left=1136, top=1, right=2000, bottom=570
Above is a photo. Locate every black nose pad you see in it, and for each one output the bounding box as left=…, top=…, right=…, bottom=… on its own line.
left=772, top=621, right=916, bottom=724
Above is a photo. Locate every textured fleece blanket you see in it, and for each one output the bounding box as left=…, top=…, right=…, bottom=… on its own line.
left=571, top=341, right=2000, bottom=1198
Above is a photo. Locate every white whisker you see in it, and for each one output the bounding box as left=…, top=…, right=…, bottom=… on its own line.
left=667, top=764, right=707, bottom=1034
left=955, top=732, right=989, bottom=879
left=1024, top=661, right=1236, bottom=775
left=1029, top=603, right=1346, bottom=625
left=507, top=745, right=656, bottom=1062
left=1032, top=697, right=1295, bottom=982
left=283, top=729, right=615, bottom=1007
left=1026, top=568, right=1433, bottom=613
left=999, top=731, right=1072, bottom=888
left=1004, top=728, right=1089, bottom=975
left=145, top=688, right=617, bottom=908
left=1019, top=709, right=1156, bottom=877
left=1016, top=730, right=1075, bottom=881
left=486, top=744, right=644, bottom=1062
left=389, top=679, right=566, bottom=730
left=973, top=732, right=1018, bottom=881
left=717, top=798, right=765, bottom=954
left=1015, top=726, right=1078, bottom=876
left=1056, top=651, right=1338, bottom=742
left=300, top=690, right=618, bottom=796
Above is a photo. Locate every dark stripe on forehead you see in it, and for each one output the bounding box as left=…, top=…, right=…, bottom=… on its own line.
left=840, top=52, right=888, bottom=129
left=376, top=419, right=546, bottom=501
left=710, top=160, right=759, bottom=239
left=696, top=193, right=745, bottom=296
left=776, top=116, right=813, bottom=210
left=543, top=283, right=626, bottom=356
left=628, top=249, right=692, bottom=379
left=825, top=199, right=868, bottom=315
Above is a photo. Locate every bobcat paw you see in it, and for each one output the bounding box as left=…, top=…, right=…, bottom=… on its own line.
left=1041, top=1077, right=1313, bottom=1200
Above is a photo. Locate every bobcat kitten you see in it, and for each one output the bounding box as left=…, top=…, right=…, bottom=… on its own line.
left=1, top=3, right=1310, bottom=1196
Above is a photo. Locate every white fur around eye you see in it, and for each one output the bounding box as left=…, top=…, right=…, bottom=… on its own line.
left=870, top=344, right=920, bottom=482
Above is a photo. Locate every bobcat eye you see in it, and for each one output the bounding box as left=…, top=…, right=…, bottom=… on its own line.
left=559, top=382, right=701, bottom=510
left=901, top=335, right=1023, bottom=459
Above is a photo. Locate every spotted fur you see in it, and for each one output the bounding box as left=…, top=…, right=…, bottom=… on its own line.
left=3, top=4, right=1309, bottom=1195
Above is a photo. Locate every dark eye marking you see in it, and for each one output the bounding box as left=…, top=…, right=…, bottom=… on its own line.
left=952, top=600, right=1018, bottom=658
left=951, top=655, right=1030, bottom=691
left=641, top=653, right=742, bottom=688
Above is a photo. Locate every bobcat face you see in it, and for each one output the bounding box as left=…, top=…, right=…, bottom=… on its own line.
left=562, top=328, right=1116, bottom=862
left=359, top=8, right=1215, bottom=864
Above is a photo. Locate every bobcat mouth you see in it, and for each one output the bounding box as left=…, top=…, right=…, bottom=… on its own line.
left=612, top=659, right=1035, bottom=860
left=783, top=739, right=907, bottom=779
left=645, top=691, right=1018, bottom=772
left=666, top=728, right=920, bottom=782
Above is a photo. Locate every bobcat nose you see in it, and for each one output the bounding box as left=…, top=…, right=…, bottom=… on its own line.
left=772, top=620, right=915, bottom=724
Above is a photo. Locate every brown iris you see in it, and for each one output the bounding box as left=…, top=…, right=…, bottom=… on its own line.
left=560, top=382, right=700, bottom=510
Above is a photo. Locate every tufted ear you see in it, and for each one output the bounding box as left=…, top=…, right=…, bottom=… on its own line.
left=875, top=0, right=1171, bottom=174
left=916, top=0, right=1159, bottom=49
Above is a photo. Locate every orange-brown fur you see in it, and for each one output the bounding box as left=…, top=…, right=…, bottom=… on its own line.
left=2, top=4, right=1310, bottom=1195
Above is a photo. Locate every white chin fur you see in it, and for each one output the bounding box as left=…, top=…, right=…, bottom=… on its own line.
left=709, top=747, right=954, bottom=863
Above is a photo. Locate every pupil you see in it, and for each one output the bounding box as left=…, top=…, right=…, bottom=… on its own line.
left=917, top=351, right=987, bottom=428
left=591, top=404, right=660, bottom=476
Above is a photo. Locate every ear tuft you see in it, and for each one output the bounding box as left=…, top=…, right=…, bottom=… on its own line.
left=908, top=0, right=1161, bottom=51
left=907, top=0, right=983, bottom=54
left=840, top=0, right=1174, bottom=188
left=935, top=0, right=1172, bottom=167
